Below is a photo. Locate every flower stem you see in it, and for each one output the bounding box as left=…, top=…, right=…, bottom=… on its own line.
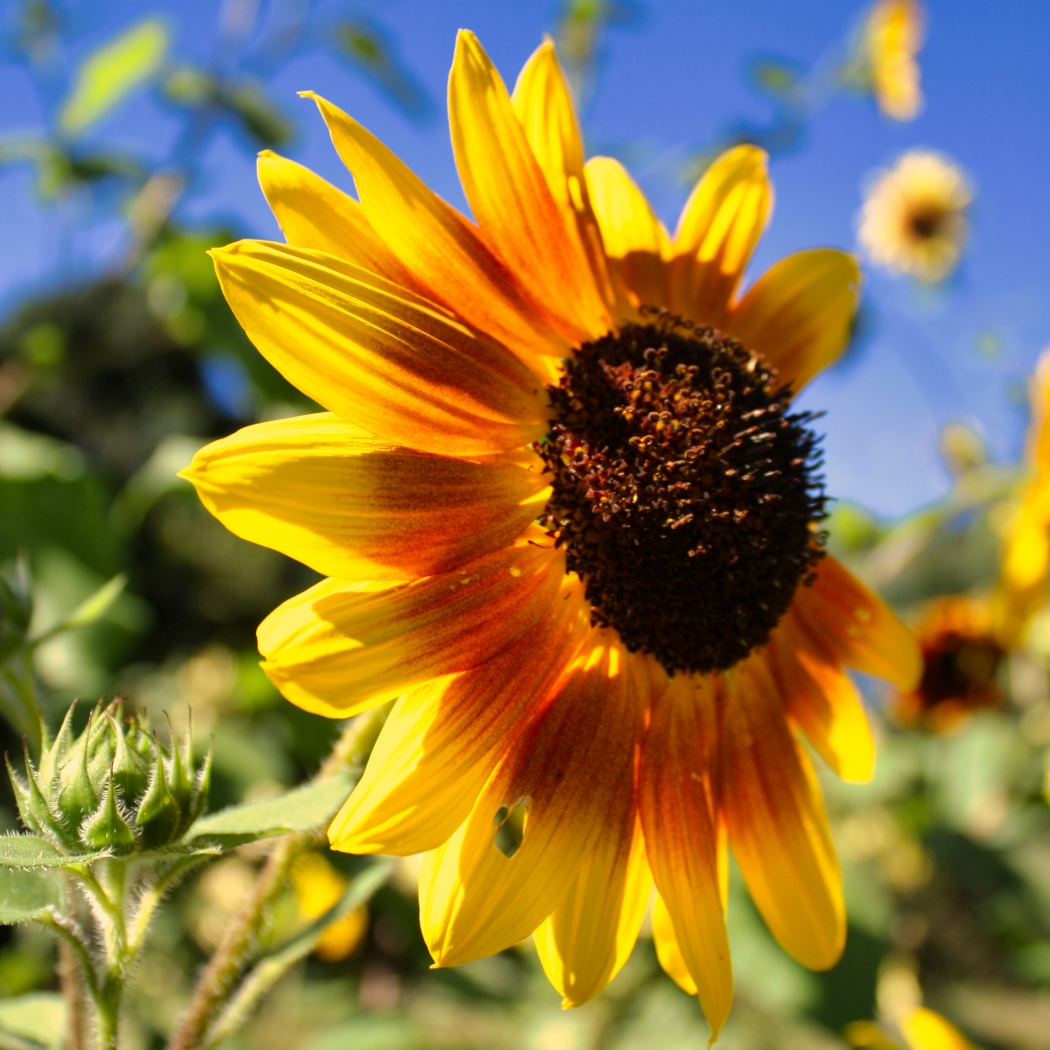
left=166, top=705, right=390, bottom=1050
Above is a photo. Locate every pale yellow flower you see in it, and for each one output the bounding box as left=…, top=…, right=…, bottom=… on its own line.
left=859, top=151, right=971, bottom=283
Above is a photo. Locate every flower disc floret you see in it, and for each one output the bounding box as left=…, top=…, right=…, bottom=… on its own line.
left=539, top=316, right=828, bottom=674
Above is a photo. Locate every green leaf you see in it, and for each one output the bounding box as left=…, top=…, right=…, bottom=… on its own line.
left=0, top=993, right=66, bottom=1049
left=220, top=83, right=292, bottom=147
left=0, top=835, right=110, bottom=869
left=30, top=573, right=126, bottom=646
left=334, top=21, right=432, bottom=120
left=188, top=773, right=353, bottom=846
left=59, top=19, right=169, bottom=135
left=0, top=867, right=63, bottom=923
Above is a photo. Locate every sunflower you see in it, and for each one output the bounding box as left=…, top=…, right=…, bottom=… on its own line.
left=859, top=0, right=924, bottom=121
left=997, top=349, right=1050, bottom=646
left=182, top=32, right=920, bottom=1036
left=858, top=151, right=971, bottom=284
left=895, top=595, right=1004, bottom=732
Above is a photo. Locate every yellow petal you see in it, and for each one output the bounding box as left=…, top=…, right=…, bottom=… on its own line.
left=511, top=39, right=616, bottom=312
left=722, top=656, right=845, bottom=971
left=328, top=579, right=590, bottom=855
left=449, top=31, right=610, bottom=344
left=257, top=150, right=417, bottom=286
left=727, top=249, right=861, bottom=393
left=534, top=813, right=651, bottom=1007
left=639, top=673, right=733, bottom=1037
left=899, top=1007, right=978, bottom=1050
left=669, top=145, right=772, bottom=328
left=652, top=893, right=697, bottom=996
left=304, top=91, right=570, bottom=361
left=211, top=239, right=548, bottom=457
left=766, top=615, right=875, bottom=783
left=419, top=633, right=646, bottom=967
left=257, top=528, right=564, bottom=717
left=584, top=155, right=670, bottom=312
left=793, top=555, right=922, bottom=690
left=181, top=413, right=547, bottom=582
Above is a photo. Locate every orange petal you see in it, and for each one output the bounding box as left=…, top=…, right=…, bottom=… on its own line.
left=584, top=155, right=670, bottom=313
left=511, top=39, right=617, bottom=313
left=792, top=556, right=922, bottom=690
left=257, top=527, right=564, bottom=717
left=766, top=615, right=875, bottom=783
left=211, top=239, right=549, bottom=457
left=304, top=91, right=570, bottom=362
left=181, top=413, right=547, bottom=582
left=256, top=150, right=417, bottom=287
left=639, top=672, right=734, bottom=1038
left=328, top=578, right=590, bottom=854
left=669, top=145, right=772, bottom=328
left=722, top=656, right=845, bottom=971
left=727, top=249, right=861, bottom=393
left=419, top=634, right=647, bottom=967
left=449, top=31, right=610, bottom=345
left=533, top=811, right=651, bottom=1007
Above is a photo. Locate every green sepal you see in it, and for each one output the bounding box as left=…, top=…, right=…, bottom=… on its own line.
left=86, top=713, right=115, bottom=795
left=81, top=772, right=136, bottom=855
left=190, top=741, right=212, bottom=825
left=135, top=734, right=180, bottom=847
left=55, top=711, right=98, bottom=836
left=39, top=701, right=78, bottom=787
left=165, top=716, right=195, bottom=839
left=5, top=754, right=42, bottom=835
left=110, top=713, right=150, bottom=804
left=20, top=743, right=61, bottom=839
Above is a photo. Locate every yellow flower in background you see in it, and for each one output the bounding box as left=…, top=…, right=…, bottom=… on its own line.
left=182, top=31, right=920, bottom=1037
left=847, top=956, right=981, bottom=1050
left=996, top=349, right=1050, bottom=646
left=895, top=595, right=1004, bottom=732
left=859, top=151, right=971, bottom=284
left=861, top=0, right=924, bottom=121
left=847, top=1008, right=979, bottom=1050
left=291, top=851, right=369, bottom=962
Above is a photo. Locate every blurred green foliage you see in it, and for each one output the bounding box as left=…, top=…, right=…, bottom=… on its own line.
left=0, top=3, right=1045, bottom=1050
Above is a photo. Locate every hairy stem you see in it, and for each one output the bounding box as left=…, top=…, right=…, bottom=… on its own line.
left=166, top=705, right=390, bottom=1050
left=200, top=859, right=392, bottom=1050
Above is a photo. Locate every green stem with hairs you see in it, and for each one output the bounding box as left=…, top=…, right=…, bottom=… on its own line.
left=166, top=704, right=391, bottom=1050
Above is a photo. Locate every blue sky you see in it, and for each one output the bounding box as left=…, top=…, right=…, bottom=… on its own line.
left=2, top=0, right=1049, bottom=519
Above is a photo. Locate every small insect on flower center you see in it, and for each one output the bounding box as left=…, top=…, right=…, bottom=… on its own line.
left=538, top=314, right=827, bottom=675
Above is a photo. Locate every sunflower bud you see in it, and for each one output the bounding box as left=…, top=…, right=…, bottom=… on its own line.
left=8, top=699, right=211, bottom=855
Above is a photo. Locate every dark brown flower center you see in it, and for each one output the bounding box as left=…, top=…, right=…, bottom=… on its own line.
left=909, top=206, right=946, bottom=240
left=538, top=315, right=827, bottom=676
left=917, top=633, right=1004, bottom=713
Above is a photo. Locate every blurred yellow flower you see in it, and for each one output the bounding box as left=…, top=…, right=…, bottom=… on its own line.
left=847, top=1008, right=979, bottom=1050
left=859, top=151, right=971, bottom=283
left=996, top=349, right=1050, bottom=646
left=291, top=852, right=369, bottom=962
left=861, top=0, right=924, bottom=120
left=183, top=30, right=921, bottom=1036
left=896, top=595, right=1004, bottom=732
